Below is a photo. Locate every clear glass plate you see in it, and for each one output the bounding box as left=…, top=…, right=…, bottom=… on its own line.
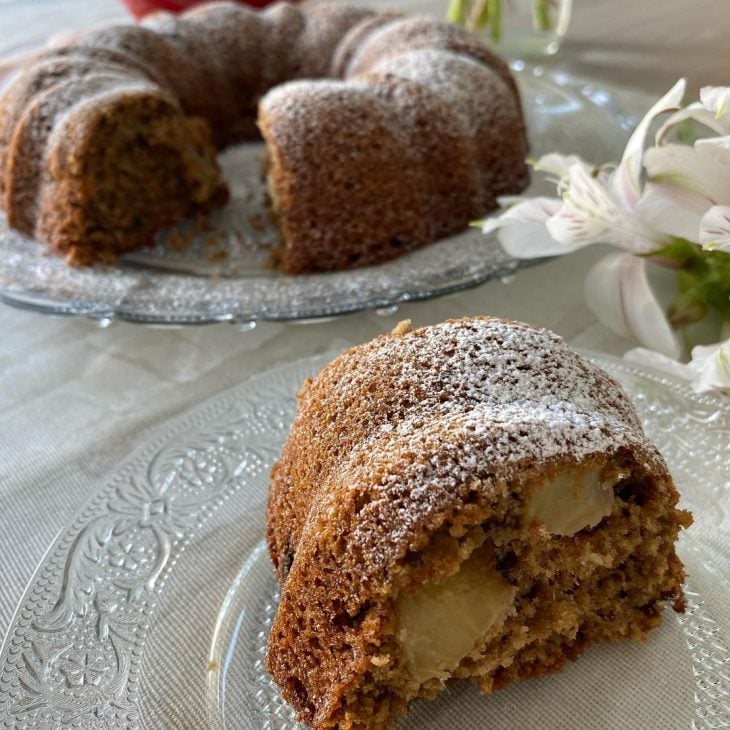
left=0, top=350, right=727, bottom=728
left=0, top=67, right=635, bottom=324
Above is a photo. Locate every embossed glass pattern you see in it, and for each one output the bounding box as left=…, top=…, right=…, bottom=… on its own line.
left=0, top=352, right=727, bottom=728
left=0, top=69, right=634, bottom=324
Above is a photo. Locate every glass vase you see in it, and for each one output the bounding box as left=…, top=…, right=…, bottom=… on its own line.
left=457, top=0, right=573, bottom=61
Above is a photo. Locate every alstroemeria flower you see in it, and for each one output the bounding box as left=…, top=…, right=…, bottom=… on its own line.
left=611, top=79, right=686, bottom=211
left=487, top=80, right=685, bottom=257
left=640, top=138, right=730, bottom=243
left=700, top=86, right=730, bottom=128
left=545, top=163, right=665, bottom=253
left=640, top=86, right=730, bottom=250
left=625, top=338, right=730, bottom=395
left=655, top=86, right=730, bottom=142
left=654, top=87, right=730, bottom=144
left=481, top=196, right=564, bottom=257
left=692, top=339, right=730, bottom=393
left=482, top=80, right=686, bottom=356
left=584, top=254, right=680, bottom=358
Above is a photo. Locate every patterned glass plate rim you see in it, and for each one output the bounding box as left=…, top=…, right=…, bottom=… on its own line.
left=0, top=65, right=637, bottom=325
left=1, top=349, right=726, bottom=729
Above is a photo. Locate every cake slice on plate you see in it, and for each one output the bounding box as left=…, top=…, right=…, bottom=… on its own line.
left=266, top=317, right=691, bottom=729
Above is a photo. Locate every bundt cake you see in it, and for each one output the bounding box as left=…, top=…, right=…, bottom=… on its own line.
left=0, top=2, right=529, bottom=271
left=266, top=317, right=691, bottom=729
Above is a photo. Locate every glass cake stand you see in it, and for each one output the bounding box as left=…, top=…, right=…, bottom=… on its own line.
left=0, top=67, right=637, bottom=324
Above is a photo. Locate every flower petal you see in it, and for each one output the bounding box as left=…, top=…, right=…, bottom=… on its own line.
left=547, top=164, right=664, bottom=252
left=644, top=143, right=730, bottom=205
left=700, top=86, right=730, bottom=124
left=532, top=153, right=589, bottom=182
left=612, top=79, right=686, bottom=210
left=656, top=102, right=728, bottom=143
left=637, top=182, right=709, bottom=242
left=699, top=204, right=730, bottom=252
left=584, top=253, right=680, bottom=358
left=481, top=196, right=557, bottom=235
left=623, top=347, right=696, bottom=381
left=483, top=197, right=569, bottom=258
left=690, top=339, right=730, bottom=393
left=696, top=134, right=730, bottom=151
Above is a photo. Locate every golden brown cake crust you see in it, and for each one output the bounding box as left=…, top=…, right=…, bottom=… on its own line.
left=259, top=14, right=529, bottom=273
left=266, top=317, right=690, bottom=728
left=0, top=2, right=376, bottom=263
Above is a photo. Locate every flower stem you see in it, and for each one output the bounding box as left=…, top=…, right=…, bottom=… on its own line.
left=532, top=0, right=552, bottom=32
left=488, top=0, right=502, bottom=42
left=447, top=0, right=470, bottom=26
left=649, top=239, right=730, bottom=330
left=468, top=0, right=491, bottom=31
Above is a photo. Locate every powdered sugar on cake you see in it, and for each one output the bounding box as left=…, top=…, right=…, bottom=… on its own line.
left=308, top=318, right=661, bottom=571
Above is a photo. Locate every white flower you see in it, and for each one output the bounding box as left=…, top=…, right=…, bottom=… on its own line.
left=482, top=196, right=565, bottom=257
left=625, top=339, right=730, bottom=395
left=531, top=152, right=586, bottom=181
left=482, top=80, right=686, bottom=354
left=656, top=86, right=730, bottom=142
left=691, top=340, right=730, bottom=393
left=611, top=79, right=686, bottom=211
left=584, top=254, right=680, bottom=358
left=640, top=85, right=730, bottom=250
left=623, top=347, right=698, bottom=382
left=480, top=79, right=730, bottom=357
left=486, top=80, right=685, bottom=257
left=643, top=140, right=730, bottom=208
left=640, top=138, right=730, bottom=250
left=545, top=163, right=663, bottom=253
left=700, top=86, right=730, bottom=128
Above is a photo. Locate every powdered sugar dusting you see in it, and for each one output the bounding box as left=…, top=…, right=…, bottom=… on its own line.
left=304, top=318, right=660, bottom=574
left=261, top=79, right=413, bottom=153
left=366, top=48, right=513, bottom=136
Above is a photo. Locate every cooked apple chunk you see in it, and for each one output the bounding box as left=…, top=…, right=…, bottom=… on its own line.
left=396, top=551, right=515, bottom=685
left=525, top=467, right=623, bottom=536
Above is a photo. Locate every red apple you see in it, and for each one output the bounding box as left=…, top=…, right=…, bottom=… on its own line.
left=122, top=0, right=280, bottom=20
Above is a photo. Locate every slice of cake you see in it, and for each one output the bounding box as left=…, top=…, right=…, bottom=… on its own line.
left=266, top=317, right=691, bottom=729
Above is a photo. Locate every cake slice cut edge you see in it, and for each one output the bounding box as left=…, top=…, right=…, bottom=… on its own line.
left=267, top=450, right=692, bottom=730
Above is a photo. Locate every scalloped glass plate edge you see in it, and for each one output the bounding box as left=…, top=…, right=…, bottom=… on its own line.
left=0, top=255, right=540, bottom=326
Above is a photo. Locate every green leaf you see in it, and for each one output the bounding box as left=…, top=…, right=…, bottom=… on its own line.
left=668, top=246, right=730, bottom=330
left=472, top=0, right=491, bottom=30
left=668, top=287, right=708, bottom=327
left=644, top=237, right=699, bottom=267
